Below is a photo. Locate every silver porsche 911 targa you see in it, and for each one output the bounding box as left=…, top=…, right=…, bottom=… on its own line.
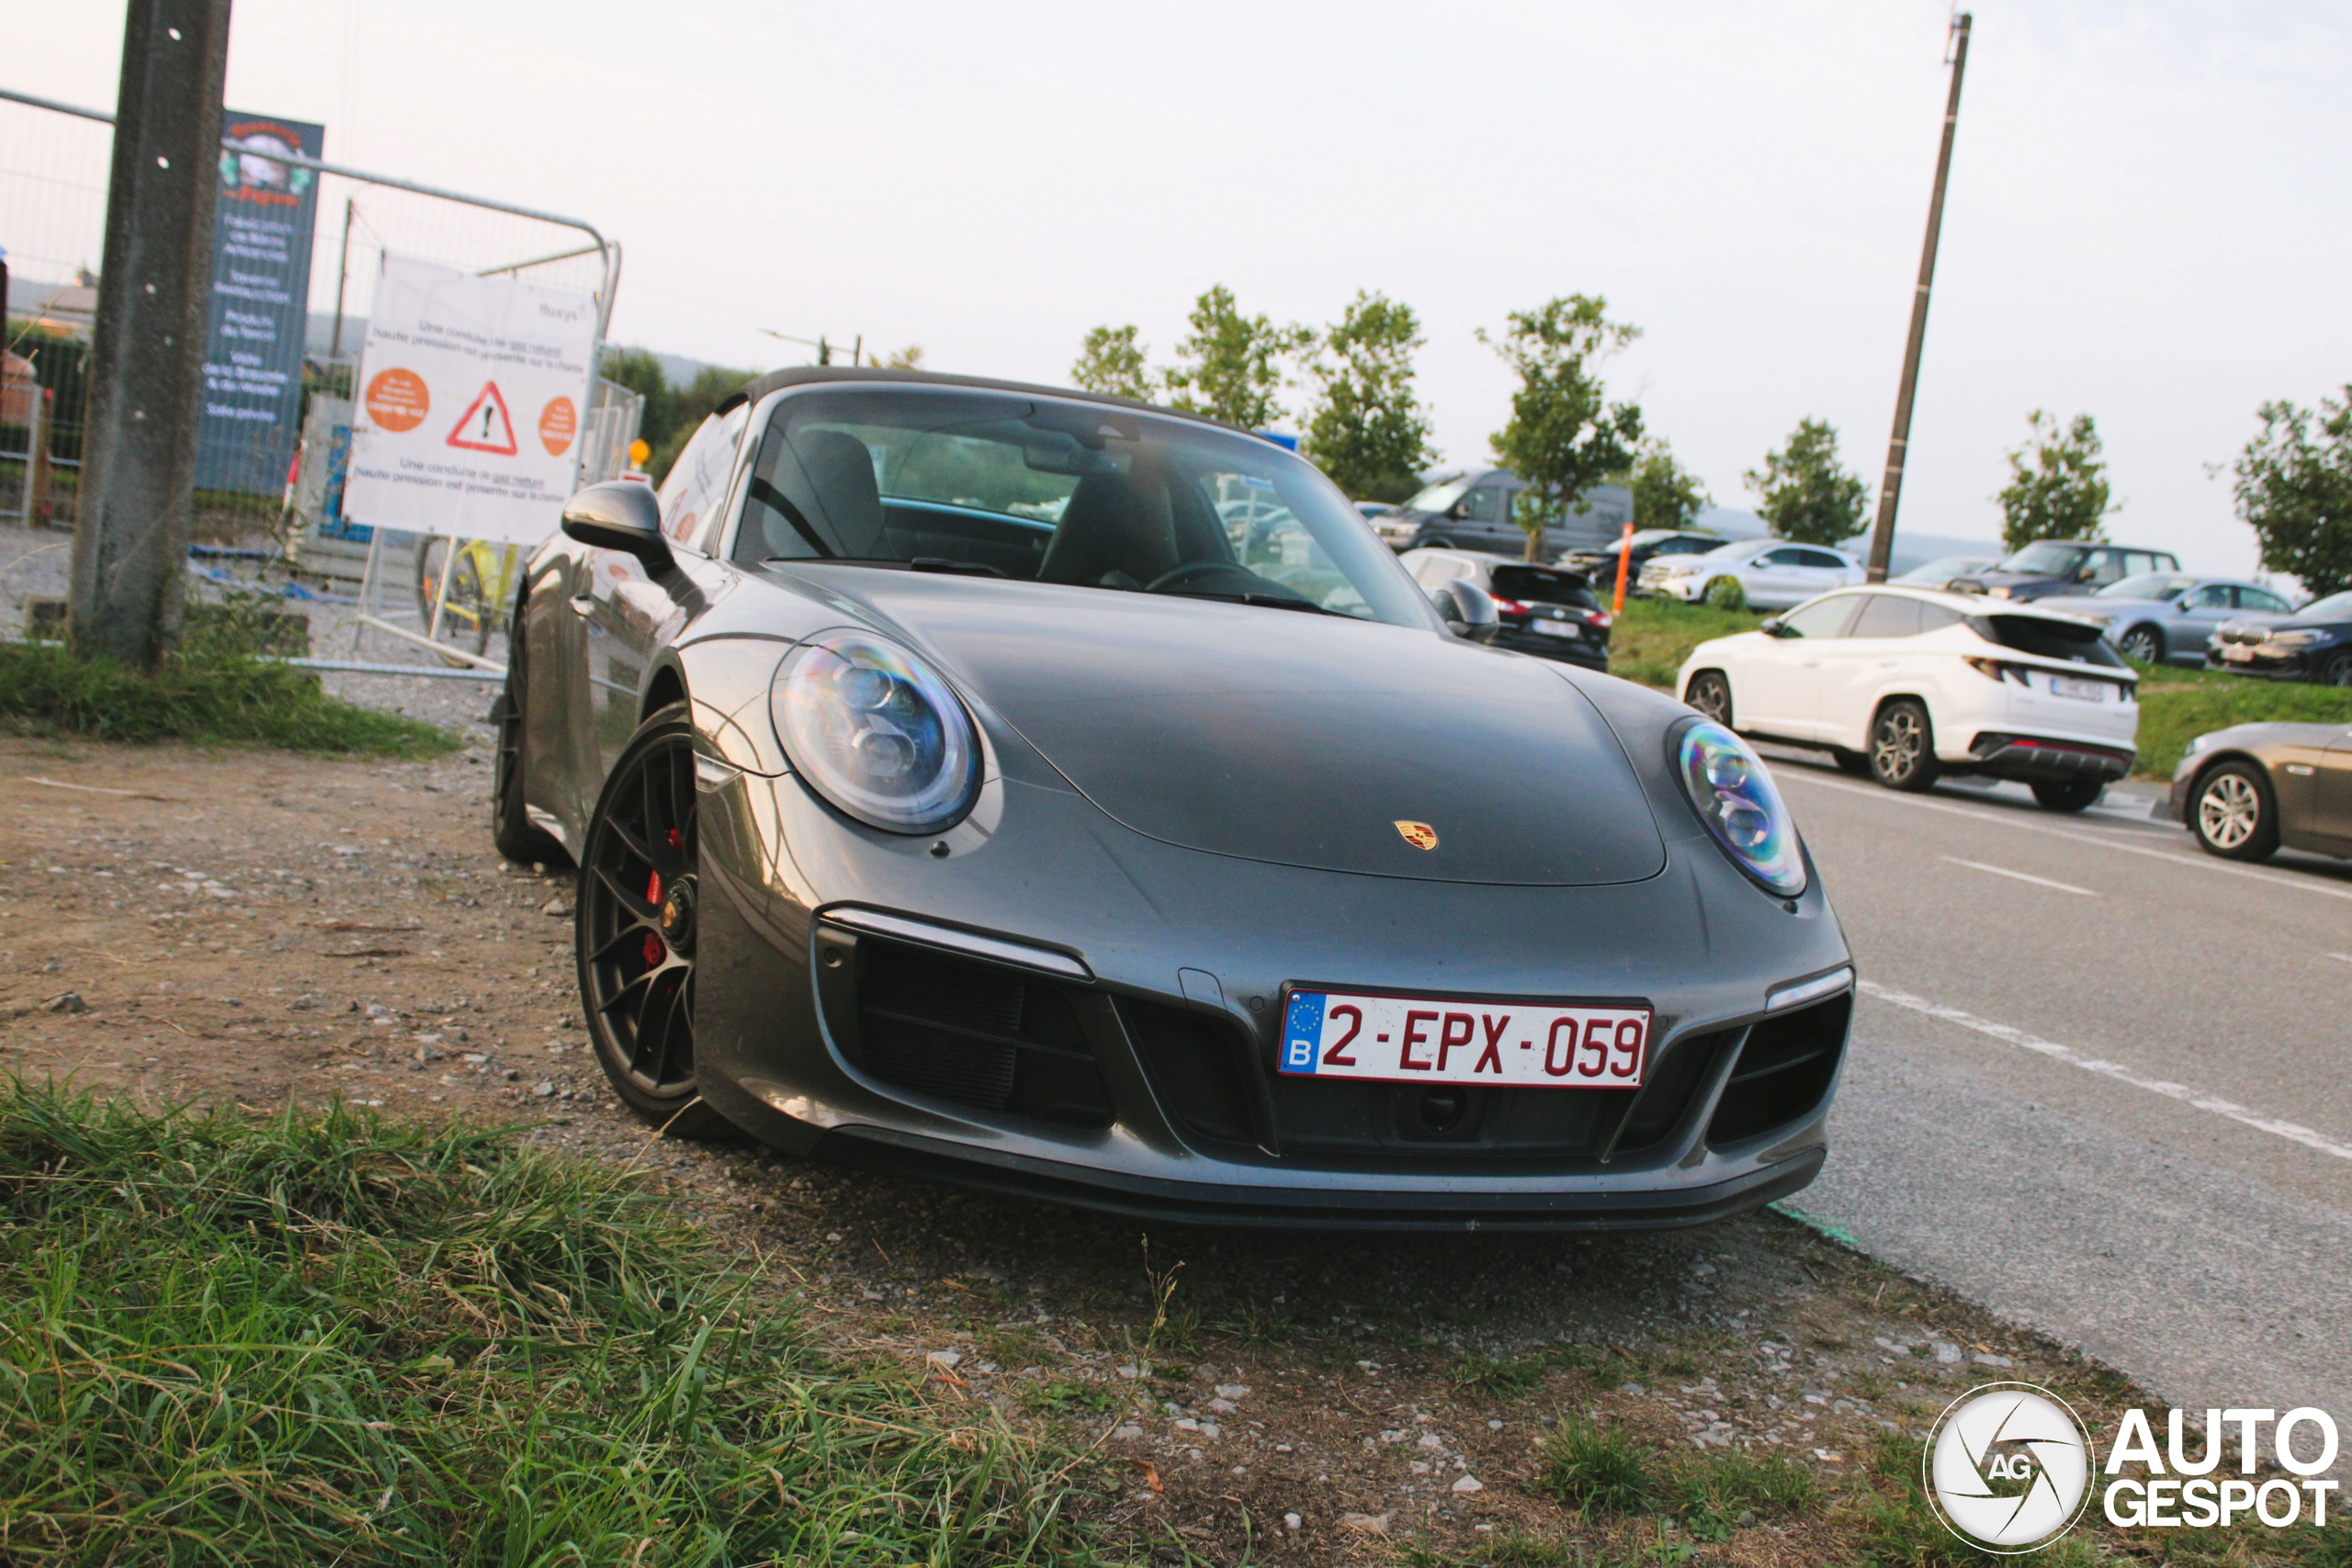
left=494, top=367, right=1855, bottom=1229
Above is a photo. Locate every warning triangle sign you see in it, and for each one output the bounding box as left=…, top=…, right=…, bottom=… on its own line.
left=446, top=381, right=519, bottom=455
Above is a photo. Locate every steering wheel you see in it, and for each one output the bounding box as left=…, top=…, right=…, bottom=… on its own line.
left=1146, top=560, right=1249, bottom=593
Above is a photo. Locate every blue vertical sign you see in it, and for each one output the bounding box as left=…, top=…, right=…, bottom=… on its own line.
left=195, top=112, right=324, bottom=496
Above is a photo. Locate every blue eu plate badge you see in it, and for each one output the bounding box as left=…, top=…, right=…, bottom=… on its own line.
left=1282, top=991, right=1326, bottom=1074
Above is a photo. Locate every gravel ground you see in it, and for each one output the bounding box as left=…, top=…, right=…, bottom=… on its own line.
left=0, top=729, right=2173, bottom=1565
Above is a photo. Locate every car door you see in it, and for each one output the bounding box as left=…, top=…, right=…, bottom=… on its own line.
left=2315, top=728, right=2352, bottom=846
left=1747, top=547, right=1814, bottom=609
left=2170, top=583, right=2236, bottom=654
left=1813, top=592, right=1921, bottom=750
left=581, top=406, right=747, bottom=781
left=1439, top=483, right=1507, bottom=549
left=1736, top=593, right=1862, bottom=739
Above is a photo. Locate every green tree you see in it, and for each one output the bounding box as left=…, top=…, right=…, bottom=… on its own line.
left=1623, top=438, right=1713, bottom=531
left=1744, top=418, right=1867, bottom=547
left=1996, top=410, right=2116, bottom=552
left=601, top=346, right=680, bottom=452
left=1301, top=290, right=1435, bottom=502
left=2233, top=389, right=2352, bottom=597
left=879, top=344, right=925, bottom=370
left=1069, top=324, right=1156, bottom=401
left=1166, top=285, right=1313, bottom=430
left=1481, top=295, right=1645, bottom=560
left=648, top=364, right=752, bottom=482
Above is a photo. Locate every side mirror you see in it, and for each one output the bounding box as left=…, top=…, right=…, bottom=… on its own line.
left=561, top=479, right=673, bottom=572
left=1759, top=616, right=1789, bottom=637
left=1431, top=578, right=1500, bottom=644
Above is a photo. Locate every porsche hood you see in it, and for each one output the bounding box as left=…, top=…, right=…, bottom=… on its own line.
left=830, top=572, right=1668, bottom=887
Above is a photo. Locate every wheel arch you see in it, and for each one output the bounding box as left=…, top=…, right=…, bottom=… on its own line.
left=1868, top=691, right=1949, bottom=753
left=2120, top=620, right=2166, bottom=657
left=2184, top=747, right=2272, bottom=805
left=641, top=663, right=688, bottom=723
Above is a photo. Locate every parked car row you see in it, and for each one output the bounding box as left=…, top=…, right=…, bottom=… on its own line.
left=2206, top=590, right=2352, bottom=686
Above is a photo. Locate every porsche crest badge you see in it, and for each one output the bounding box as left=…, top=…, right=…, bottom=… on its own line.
left=1394, top=820, right=1440, bottom=852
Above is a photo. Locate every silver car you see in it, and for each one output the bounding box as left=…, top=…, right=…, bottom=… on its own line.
left=2035, top=573, right=2298, bottom=666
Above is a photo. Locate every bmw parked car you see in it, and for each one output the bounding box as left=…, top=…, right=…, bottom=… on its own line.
left=1373, top=468, right=1634, bottom=558
left=2206, top=591, right=2352, bottom=686
left=1675, top=586, right=2139, bottom=810
left=2033, top=574, right=2299, bottom=667
left=2169, top=718, right=2352, bottom=861
left=1559, top=528, right=1726, bottom=587
left=1398, top=547, right=1612, bottom=671
left=1640, top=538, right=1866, bottom=611
left=1947, top=540, right=2182, bottom=603
left=494, top=367, right=1855, bottom=1229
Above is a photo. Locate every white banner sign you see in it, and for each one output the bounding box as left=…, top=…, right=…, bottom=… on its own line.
left=343, top=254, right=597, bottom=544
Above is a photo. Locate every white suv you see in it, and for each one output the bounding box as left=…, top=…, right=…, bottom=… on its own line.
left=1639, top=537, right=1865, bottom=609
left=1674, top=586, right=2140, bottom=810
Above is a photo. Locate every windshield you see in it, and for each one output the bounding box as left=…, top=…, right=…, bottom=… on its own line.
left=733, top=385, right=1431, bottom=626
left=2296, top=591, right=2352, bottom=621
left=1404, top=475, right=1472, bottom=514
left=1996, top=541, right=2089, bottom=574
left=1896, top=555, right=1988, bottom=581
left=2098, top=573, right=2195, bottom=601
left=1970, top=613, right=2128, bottom=668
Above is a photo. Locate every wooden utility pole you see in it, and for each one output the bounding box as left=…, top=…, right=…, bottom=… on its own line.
left=69, top=0, right=232, bottom=663
left=1863, top=11, right=1972, bottom=584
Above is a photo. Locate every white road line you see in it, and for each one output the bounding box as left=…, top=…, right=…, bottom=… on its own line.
left=2329, top=953, right=2352, bottom=965
left=1938, top=856, right=2098, bottom=896
left=1857, top=979, right=2352, bottom=1163
left=1777, top=769, right=2352, bottom=903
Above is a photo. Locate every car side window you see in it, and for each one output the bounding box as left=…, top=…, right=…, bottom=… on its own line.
left=656, top=405, right=749, bottom=553
left=2237, top=587, right=2291, bottom=612
left=1796, top=548, right=1849, bottom=570
left=1849, top=593, right=1923, bottom=638
left=2084, top=550, right=2127, bottom=585
left=1916, top=602, right=1966, bottom=634
left=2186, top=584, right=2233, bottom=610
left=1456, top=487, right=1501, bottom=523
left=1779, top=596, right=1861, bottom=638
left=1758, top=547, right=1799, bottom=567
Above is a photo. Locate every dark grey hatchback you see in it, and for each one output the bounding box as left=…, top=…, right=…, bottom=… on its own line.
left=500, top=367, right=1854, bottom=1229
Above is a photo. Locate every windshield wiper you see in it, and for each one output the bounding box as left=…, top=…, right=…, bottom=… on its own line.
left=910, top=558, right=1007, bottom=578
left=1178, top=590, right=1339, bottom=615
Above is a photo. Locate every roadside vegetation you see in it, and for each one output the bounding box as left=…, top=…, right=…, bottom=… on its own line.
left=0, top=597, right=456, bottom=758
left=1606, top=594, right=1762, bottom=691
left=0, top=1084, right=1093, bottom=1566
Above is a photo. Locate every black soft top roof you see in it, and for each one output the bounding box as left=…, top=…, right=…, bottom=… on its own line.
left=712, top=365, right=1244, bottom=434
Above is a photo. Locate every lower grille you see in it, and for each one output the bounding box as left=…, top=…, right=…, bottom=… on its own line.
left=1705, top=991, right=1849, bottom=1145
left=822, top=930, right=1114, bottom=1129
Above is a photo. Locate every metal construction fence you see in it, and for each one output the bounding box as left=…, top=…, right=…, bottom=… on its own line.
left=1, top=86, right=636, bottom=676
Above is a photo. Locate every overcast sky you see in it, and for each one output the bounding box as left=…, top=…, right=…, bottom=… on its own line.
left=14, top=1, right=2351, bottom=573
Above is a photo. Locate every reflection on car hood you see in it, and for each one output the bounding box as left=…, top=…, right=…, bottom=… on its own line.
left=829, top=571, right=1668, bottom=886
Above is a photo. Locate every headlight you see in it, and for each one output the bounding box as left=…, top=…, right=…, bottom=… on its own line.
left=771, top=631, right=978, bottom=832
left=2183, top=733, right=2212, bottom=757
left=2270, top=629, right=2325, bottom=646
left=1673, top=720, right=1806, bottom=897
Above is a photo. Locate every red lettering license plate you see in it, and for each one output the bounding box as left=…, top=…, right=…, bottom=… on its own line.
left=1278, top=988, right=1652, bottom=1089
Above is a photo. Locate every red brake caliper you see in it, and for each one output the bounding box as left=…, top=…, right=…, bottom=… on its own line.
left=639, top=828, right=685, bottom=969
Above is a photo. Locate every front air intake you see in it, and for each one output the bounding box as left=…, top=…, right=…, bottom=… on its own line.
left=1705, top=991, right=1850, bottom=1146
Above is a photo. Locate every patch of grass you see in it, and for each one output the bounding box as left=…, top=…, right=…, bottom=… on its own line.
left=1605, top=595, right=1764, bottom=691
left=1535, top=1415, right=1657, bottom=1516
left=2135, top=677, right=2352, bottom=777
left=1453, top=1343, right=1637, bottom=1397
left=0, top=1081, right=1091, bottom=1565
left=0, top=641, right=458, bottom=757
left=1401, top=1531, right=1593, bottom=1568
left=1668, top=1450, right=1823, bottom=1540
left=1022, top=1379, right=1119, bottom=1416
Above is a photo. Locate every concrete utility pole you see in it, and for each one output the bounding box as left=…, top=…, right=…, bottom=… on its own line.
left=1864, top=10, right=1972, bottom=585
left=69, top=0, right=232, bottom=664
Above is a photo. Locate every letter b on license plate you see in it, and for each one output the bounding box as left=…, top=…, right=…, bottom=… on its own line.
left=1280, top=989, right=1651, bottom=1089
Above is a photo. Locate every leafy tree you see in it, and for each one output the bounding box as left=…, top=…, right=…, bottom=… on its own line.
left=1996, top=410, right=2116, bottom=552
left=1301, top=290, right=1435, bottom=502
left=2233, top=389, right=2352, bottom=597
left=1166, top=286, right=1313, bottom=430
left=879, top=344, right=925, bottom=370
left=601, top=346, right=680, bottom=452
left=1623, top=438, right=1712, bottom=531
left=1481, top=295, right=1645, bottom=560
left=1744, top=418, right=1867, bottom=547
left=648, top=364, right=752, bottom=482
left=1069, top=324, right=1156, bottom=401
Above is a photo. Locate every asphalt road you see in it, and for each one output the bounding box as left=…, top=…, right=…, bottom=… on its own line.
left=1770, top=753, right=2352, bottom=1424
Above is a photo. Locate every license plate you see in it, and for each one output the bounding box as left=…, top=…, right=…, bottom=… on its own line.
left=1279, top=988, right=1652, bottom=1089
left=2222, top=645, right=2254, bottom=662
left=1531, top=618, right=1579, bottom=638
left=2049, top=675, right=2105, bottom=701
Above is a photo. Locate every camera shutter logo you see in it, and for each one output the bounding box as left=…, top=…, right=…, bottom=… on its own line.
left=1924, top=1383, right=2096, bottom=1552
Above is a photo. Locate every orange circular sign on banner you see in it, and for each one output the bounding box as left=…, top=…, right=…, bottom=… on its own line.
left=537, top=395, right=578, bottom=457
left=364, top=367, right=429, bottom=433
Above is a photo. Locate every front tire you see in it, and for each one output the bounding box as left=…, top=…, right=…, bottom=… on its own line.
left=2189, top=761, right=2280, bottom=862
left=2118, top=624, right=2165, bottom=665
left=2031, top=778, right=2104, bottom=812
left=1685, top=670, right=1733, bottom=727
left=577, top=703, right=731, bottom=1137
left=2319, top=651, right=2352, bottom=688
left=1870, top=698, right=1940, bottom=792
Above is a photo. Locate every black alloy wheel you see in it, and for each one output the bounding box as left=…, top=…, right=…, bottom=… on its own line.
left=2189, top=761, right=2280, bottom=863
left=577, top=705, right=728, bottom=1135
left=2031, top=778, right=2104, bottom=812
left=2118, top=624, right=2165, bottom=666
left=1685, top=671, right=1733, bottom=727
left=1870, top=698, right=1941, bottom=792
left=491, top=621, right=566, bottom=866
left=2321, top=651, right=2352, bottom=688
